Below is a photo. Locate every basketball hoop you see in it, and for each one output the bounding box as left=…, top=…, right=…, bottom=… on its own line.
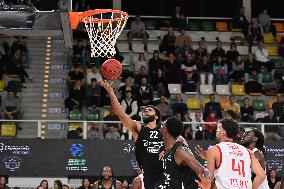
left=69, top=9, right=128, bottom=58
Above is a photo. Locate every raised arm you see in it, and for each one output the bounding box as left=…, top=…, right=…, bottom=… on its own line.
left=251, top=153, right=266, bottom=189
left=100, top=80, right=140, bottom=138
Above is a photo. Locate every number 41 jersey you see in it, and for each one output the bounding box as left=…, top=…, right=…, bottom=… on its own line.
left=214, top=142, right=252, bottom=189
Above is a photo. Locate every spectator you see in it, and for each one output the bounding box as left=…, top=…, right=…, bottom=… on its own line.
left=255, top=41, right=273, bottom=72
left=204, top=94, right=222, bottom=120
left=224, top=95, right=241, bottom=115
left=174, top=28, right=191, bottom=49
left=105, top=125, right=121, bottom=140
left=151, top=68, right=169, bottom=97
left=122, top=180, right=130, bottom=189
left=229, top=55, right=244, bottom=82
left=134, top=53, right=148, bottom=73
left=272, top=94, right=284, bottom=118
left=182, top=71, right=197, bottom=93
left=248, top=18, right=264, bottom=52
left=233, top=7, right=249, bottom=37
left=197, top=54, right=213, bottom=85
left=279, top=37, right=284, bottom=59
left=67, top=65, right=84, bottom=87
left=175, top=39, right=194, bottom=61
left=134, top=66, right=151, bottom=85
left=10, top=36, right=28, bottom=62
left=72, top=39, right=85, bottom=65
left=54, top=180, right=63, bottom=189
left=39, top=180, right=48, bottom=189
left=103, top=107, right=120, bottom=134
left=173, top=112, right=182, bottom=120
left=226, top=43, right=240, bottom=72
left=204, top=110, right=219, bottom=140
left=74, top=0, right=90, bottom=12
left=1, top=90, right=21, bottom=120
left=119, top=77, right=135, bottom=100
left=210, top=40, right=225, bottom=61
left=128, top=16, right=148, bottom=51
left=191, top=112, right=205, bottom=140
left=171, top=6, right=186, bottom=30
left=86, top=65, right=102, bottom=85
left=148, top=50, right=164, bottom=75
left=240, top=97, right=254, bottom=122
left=62, top=185, right=69, bottom=189
left=155, top=95, right=172, bottom=121
left=67, top=127, right=82, bottom=139
left=159, top=27, right=176, bottom=53
left=171, top=93, right=187, bottom=117
left=258, top=8, right=276, bottom=38
left=164, top=53, right=181, bottom=84
left=78, top=178, right=92, bottom=189
left=86, top=78, right=101, bottom=107
left=244, top=53, right=262, bottom=83
left=135, top=77, right=153, bottom=106
left=0, top=176, right=8, bottom=189
left=65, top=80, right=86, bottom=111
left=213, top=56, right=228, bottom=84
left=114, top=45, right=124, bottom=63
left=87, top=123, right=104, bottom=140
left=121, top=90, right=139, bottom=120
left=10, top=49, right=25, bottom=68
left=194, top=40, right=208, bottom=61
left=181, top=53, right=197, bottom=76
left=262, top=109, right=282, bottom=140
left=268, top=169, right=281, bottom=189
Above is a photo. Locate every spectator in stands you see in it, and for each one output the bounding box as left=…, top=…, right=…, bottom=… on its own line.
left=151, top=68, right=169, bottom=98
left=74, top=0, right=90, bottom=12
left=233, top=7, right=249, bottom=37
left=204, top=94, right=222, bottom=120
left=240, top=97, right=254, bottom=122
left=173, top=112, right=182, bottom=121
left=114, top=45, right=124, bottom=63
left=39, top=180, right=48, bottom=189
left=182, top=71, right=197, bottom=93
left=103, top=107, right=120, bottom=135
left=171, top=6, right=186, bottom=30
left=119, top=77, right=135, bottom=100
left=121, top=90, right=139, bottom=120
left=255, top=41, right=273, bottom=72
left=181, top=53, right=197, bottom=77
left=268, top=169, right=281, bottom=189
left=175, top=39, right=194, bottom=61
left=11, top=49, right=25, bottom=68
left=226, top=43, right=240, bottom=72
left=224, top=95, right=241, bottom=115
left=86, top=78, right=101, bottom=107
left=174, top=28, right=191, bottom=49
left=262, top=109, right=282, bottom=140
left=279, top=37, right=284, bottom=59
left=67, top=65, right=84, bottom=88
left=105, top=125, right=121, bottom=140
left=197, top=54, right=213, bottom=85
left=67, top=127, right=82, bottom=139
left=128, top=15, right=148, bottom=51
left=10, top=36, right=28, bottom=64
left=210, top=40, right=225, bottom=61
left=171, top=93, right=187, bottom=117
left=191, top=112, right=205, bottom=140
left=194, top=40, right=208, bottom=62
left=229, top=55, right=244, bottom=82
left=248, top=18, right=264, bottom=52
left=54, top=180, right=63, bottom=189
left=134, top=66, right=151, bottom=85
left=159, top=27, right=176, bottom=53
left=244, top=53, right=262, bottom=83
left=258, top=8, right=276, bottom=38
left=86, top=65, right=102, bottom=85
left=0, top=176, right=8, bottom=189
left=62, top=185, right=69, bottom=189
left=1, top=90, right=20, bottom=120
left=148, top=50, right=164, bottom=75
left=122, top=180, right=130, bottom=189
left=0, top=36, right=10, bottom=62
left=65, top=80, right=86, bottom=111
left=272, top=94, right=284, bottom=118
left=213, top=56, right=228, bottom=84
left=164, top=53, right=182, bottom=84
left=87, top=123, right=104, bottom=140
left=72, top=39, right=85, bottom=65
left=135, top=77, right=153, bottom=106
left=182, top=123, right=193, bottom=140
left=134, top=53, right=148, bottom=73
left=204, top=110, right=219, bottom=140
left=155, top=95, right=172, bottom=121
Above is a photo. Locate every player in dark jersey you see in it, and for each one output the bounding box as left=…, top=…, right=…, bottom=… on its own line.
left=94, top=166, right=122, bottom=189
left=158, top=117, right=211, bottom=189
left=100, top=80, right=164, bottom=189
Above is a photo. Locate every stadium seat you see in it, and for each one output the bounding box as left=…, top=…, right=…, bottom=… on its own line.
left=276, top=35, right=284, bottom=43
left=267, top=46, right=278, bottom=56
left=236, top=99, right=244, bottom=107
left=271, top=59, right=284, bottom=69
left=188, top=21, right=200, bottom=31
left=200, top=85, right=214, bottom=95
left=1, top=123, right=16, bottom=137
left=263, top=33, right=274, bottom=43
left=201, top=21, right=214, bottom=31
left=68, top=124, right=82, bottom=131
left=232, top=85, right=245, bottom=96
left=187, top=98, right=201, bottom=110
left=69, top=109, right=82, bottom=120
left=0, top=80, right=4, bottom=92
left=168, top=84, right=181, bottom=94
left=252, top=99, right=266, bottom=111
left=273, top=23, right=284, bottom=32
left=216, top=22, right=228, bottom=31
left=262, top=72, right=273, bottom=82
left=144, top=20, right=157, bottom=29
left=220, top=98, right=229, bottom=110
left=104, top=109, right=110, bottom=117
left=203, top=98, right=210, bottom=107
left=268, top=98, right=277, bottom=109
left=87, top=109, right=100, bottom=121
left=216, top=85, right=230, bottom=95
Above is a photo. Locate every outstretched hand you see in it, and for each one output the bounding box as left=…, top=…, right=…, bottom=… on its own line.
left=195, top=145, right=207, bottom=160
left=195, top=174, right=212, bottom=189
left=99, top=80, right=113, bottom=93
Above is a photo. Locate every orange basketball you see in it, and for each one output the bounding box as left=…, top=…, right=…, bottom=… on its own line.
left=101, top=59, right=122, bottom=80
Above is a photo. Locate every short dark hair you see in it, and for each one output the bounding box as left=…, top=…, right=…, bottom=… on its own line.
left=146, top=105, right=161, bottom=125
left=165, top=117, right=184, bottom=138
left=252, top=128, right=265, bottom=155
left=229, top=95, right=235, bottom=99
left=221, top=119, right=239, bottom=139
left=76, top=127, right=83, bottom=133
left=62, top=185, right=69, bottom=189
left=91, top=78, right=97, bottom=82
left=153, top=50, right=159, bottom=54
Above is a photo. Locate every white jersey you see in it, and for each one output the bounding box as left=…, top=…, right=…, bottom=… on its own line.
left=215, top=142, right=252, bottom=189
left=251, top=148, right=269, bottom=189
left=138, top=174, right=145, bottom=189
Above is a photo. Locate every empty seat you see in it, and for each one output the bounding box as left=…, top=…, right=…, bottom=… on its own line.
left=68, top=124, right=82, bottom=131
left=200, top=85, right=214, bottom=95
left=144, top=20, right=157, bottom=29
left=1, top=123, right=16, bottom=137
left=252, top=99, right=266, bottom=111
left=267, top=98, right=277, bottom=109
left=69, top=109, right=82, bottom=120
left=216, top=85, right=230, bottom=95
left=104, top=108, right=110, bottom=117
left=236, top=99, right=244, bottom=107
left=0, top=80, right=4, bottom=92
left=267, top=46, right=278, bottom=56
left=201, top=21, right=214, bottom=31
left=168, top=84, right=181, bottom=94
left=271, top=59, right=284, bottom=69
left=216, top=22, right=228, bottom=31
left=203, top=98, right=210, bottom=107
left=263, top=33, right=274, bottom=43
left=87, top=109, right=100, bottom=121
left=232, top=85, right=245, bottom=96
left=262, top=72, right=273, bottom=82
left=220, top=98, right=229, bottom=110
left=273, top=23, right=284, bottom=32
left=276, top=35, right=284, bottom=43
left=188, top=21, right=200, bottom=31
left=187, top=98, right=201, bottom=110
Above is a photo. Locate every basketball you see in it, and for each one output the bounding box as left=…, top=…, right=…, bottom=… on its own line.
left=101, top=59, right=122, bottom=80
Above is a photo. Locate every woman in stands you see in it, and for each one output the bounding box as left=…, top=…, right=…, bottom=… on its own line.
left=54, top=180, right=63, bottom=189
left=39, top=180, right=48, bottom=189
left=0, top=176, right=9, bottom=189
left=78, top=178, right=92, bottom=189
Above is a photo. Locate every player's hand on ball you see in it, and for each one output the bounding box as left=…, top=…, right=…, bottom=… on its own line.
left=99, top=80, right=113, bottom=93
left=195, top=145, right=207, bottom=160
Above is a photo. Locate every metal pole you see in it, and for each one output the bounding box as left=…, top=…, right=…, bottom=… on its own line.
left=37, top=121, right=42, bottom=138
left=83, top=121, right=87, bottom=139
left=261, top=123, right=265, bottom=135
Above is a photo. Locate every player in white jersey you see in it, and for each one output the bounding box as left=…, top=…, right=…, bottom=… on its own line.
left=241, top=128, right=269, bottom=189
left=196, top=119, right=265, bottom=189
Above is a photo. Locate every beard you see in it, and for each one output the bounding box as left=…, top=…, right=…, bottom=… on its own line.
left=142, top=115, right=156, bottom=124
left=240, top=140, right=250, bottom=148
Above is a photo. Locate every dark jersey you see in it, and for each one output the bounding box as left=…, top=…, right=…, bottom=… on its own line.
left=135, top=125, right=164, bottom=189
left=158, top=142, right=198, bottom=189
left=98, top=179, right=116, bottom=189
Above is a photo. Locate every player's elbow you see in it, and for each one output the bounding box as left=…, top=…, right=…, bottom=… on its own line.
left=257, top=170, right=266, bottom=182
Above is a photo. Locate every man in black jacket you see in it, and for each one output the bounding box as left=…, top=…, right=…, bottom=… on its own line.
left=204, top=94, right=222, bottom=120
